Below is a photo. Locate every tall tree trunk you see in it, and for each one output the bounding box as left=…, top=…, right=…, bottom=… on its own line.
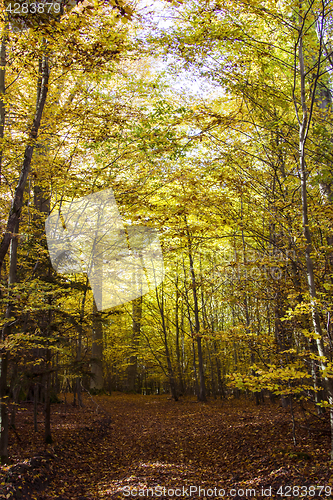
left=186, top=224, right=206, bottom=402
left=44, top=347, right=52, bottom=444
left=0, top=352, right=8, bottom=463
left=90, top=220, right=104, bottom=391
left=127, top=296, right=142, bottom=392
left=0, top=32, right=9, bottom=461
left=0, top=215, right=19, bottom=462
left=90, top=302, right=104, bottom=391
left=0, top=55, right=49, bottom=270
left=213, top=339, right=224, bottom=399
left=76, top=279, right=88, bottom=407
left=175, top=277, right=184, bottom=394
left=0, top=26, right=7, bottom=183
left=298, top=21, right=333, bottom=459
left=241, top=207, right=260, bottom=405
left=32, top=131, right=54, bottom=438
left=156, top=285, right=178, bottom=401
left=192, top=339, right=199, bottom=397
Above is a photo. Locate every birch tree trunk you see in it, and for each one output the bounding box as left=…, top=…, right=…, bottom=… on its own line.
left=297, top=17, right=333, bottom=460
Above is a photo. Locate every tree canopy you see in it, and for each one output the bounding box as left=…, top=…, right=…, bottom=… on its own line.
left=1, top=0, right=333, bottom=470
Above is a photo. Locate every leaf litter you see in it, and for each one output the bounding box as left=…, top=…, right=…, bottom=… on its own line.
left=0, top=394, right=332, bottom=499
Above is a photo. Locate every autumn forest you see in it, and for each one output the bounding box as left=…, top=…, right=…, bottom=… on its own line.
left=0, top=0, right=333, bottom=498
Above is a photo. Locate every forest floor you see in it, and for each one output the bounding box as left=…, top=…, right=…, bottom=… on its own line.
left=0, top=393, right=332, bottom=500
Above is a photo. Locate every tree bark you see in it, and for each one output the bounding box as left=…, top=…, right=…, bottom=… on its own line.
left=90, top=302, right=104, bottom=391
left=0, top=217, right=19, bottom=462
left=156, top=285, right=178, bottom=401
left=44, top=348, right=52, bottom=444
left=127, top=296, right=142, bottom=392
left=298, top=20, right=333, bottom=459
left=0, top=26, right=7, bottom=184
left=0, top=352, right=8, bottom=463
left=0, top=55, right=49, bottom=270
left=90, top=222, right=104, bottom=391
left=241, top=210, right=260, bottom=405
left=76, top=279, right=88, bottom=407
left=175, top=277, right=184, bottom=394
left=185, top=221, right=206, bottom=401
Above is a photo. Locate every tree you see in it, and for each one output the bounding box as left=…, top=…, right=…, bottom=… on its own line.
left=0, top=0, right=133, bottom=460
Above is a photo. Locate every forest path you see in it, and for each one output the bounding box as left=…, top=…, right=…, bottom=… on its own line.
left=3, top=394, right=332, bottom=499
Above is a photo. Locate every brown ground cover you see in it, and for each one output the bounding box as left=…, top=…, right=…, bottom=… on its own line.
left=0, top=394, right=332, bottom=499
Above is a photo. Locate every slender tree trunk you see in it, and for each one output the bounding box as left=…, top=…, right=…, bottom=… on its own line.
left=192, top=339, right=199, bottom=397
left=207, top=344, right=216, bottom=398
left=0, top=26, right=7, bottom=183
left=90, top=302, right=104, bottom=391
left=213, top=339, right=223, bottom=399
left=186, top=224, right=206, bottom=402
left=0, top=352, right=8, bottom=463
left=44, top=347, right=52, bottom=444
left=156, top=285, right=178, bottom=401
left=76, top=278, right=88, bottom=407
left=34, top=383, right=38, bottom=432
left=241, top=209, right=260, bottom=405
left=175, top=277, right=184, bottom=394
left=313, top=43, right=333, bottom=256
left=298, top=22, right=333, bottom=459
left=0, top=218, right=19, bottom=463
left=90, top=222, right=104, bottom=391
left=127, top=296, right=142, bottom=392
left=9, top=383, right=20, bottom=430
left=0, top=55, right=49, bottom=270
